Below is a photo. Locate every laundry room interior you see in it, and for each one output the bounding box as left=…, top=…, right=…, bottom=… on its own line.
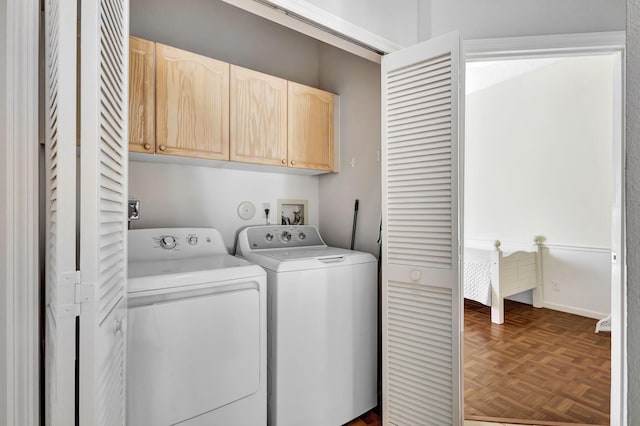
left=18, top=0, right=627, bottom=424
left=125, top=0, right=383, bottom=424
left=128, top=0, right=382, bottom=256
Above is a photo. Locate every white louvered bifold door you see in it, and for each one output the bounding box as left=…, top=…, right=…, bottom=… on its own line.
left=381, top=31, right=463, bottom=426
left=79, top=0, right=129, bottom=425
left=44, top=0, right=78, bottom=424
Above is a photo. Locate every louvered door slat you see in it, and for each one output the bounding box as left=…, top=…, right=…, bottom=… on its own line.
left=44, top=0, right=78, bottom=424
left=80, top=0, right=129, bottom=425
left=382, top=31, right=462, bottom=426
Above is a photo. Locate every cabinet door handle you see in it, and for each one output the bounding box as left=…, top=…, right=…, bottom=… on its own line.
left=290, top=160, right=296, bottom=166
left=144, top=143, right=151, bottom=150
left=281, top=159, right=287, bottom=165
left=159, top=145, right=166, bottom=151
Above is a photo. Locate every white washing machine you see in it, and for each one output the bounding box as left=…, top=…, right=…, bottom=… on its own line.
left=127, top=228, right=266, bottom=426
left=236, top=225, right=377, bottom=426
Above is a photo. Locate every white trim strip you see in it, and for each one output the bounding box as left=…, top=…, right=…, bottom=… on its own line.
left=256, top=0, right=403, bottom=53
left=217, top=0, right=386, bottom=63
left=543, top=302, right=609, bottom=321
left=2, top=0, right=40, bottom=425
left=465, top=239, right=611, bottom=253
left=465, top=31, right=626, bottom=60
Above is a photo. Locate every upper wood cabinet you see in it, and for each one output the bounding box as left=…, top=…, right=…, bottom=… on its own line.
left=155, top=43, right=230, bottom=160
left=230, top=65, right=288, bottom=167
left=129, top=36, right=155, bottom=153
left=288, top=81, right=335, bottom=172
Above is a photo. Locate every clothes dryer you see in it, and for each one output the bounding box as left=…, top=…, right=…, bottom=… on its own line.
left=127, top=228, right=266, bottom=426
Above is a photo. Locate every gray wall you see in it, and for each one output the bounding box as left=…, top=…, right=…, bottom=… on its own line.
left=318, top=44, right=381, bottom=255
left=430, top=0, right=626, bottom=39
left=0, top=0, right=8, bottom=420
left=627, top=0, right=639, bottom=423
left=130, top=0, right=321, bottom=86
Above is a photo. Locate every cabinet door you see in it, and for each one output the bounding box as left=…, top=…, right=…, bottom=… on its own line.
left=129, top=36, right=155, bottom=153
left=156, top=43, right=230, bottom=160
left=230, top=65, right=287, bottom=166
left=288, top=82, right=334, bottom=171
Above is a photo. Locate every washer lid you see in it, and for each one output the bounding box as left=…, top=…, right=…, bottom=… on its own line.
left=128, top=254, right=264, bottom=295
left=258, top=246, right=353, bottom=261
left=245, top=247, right=376, bottom=272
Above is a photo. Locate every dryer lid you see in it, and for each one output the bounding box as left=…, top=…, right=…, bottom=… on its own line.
left=129, top=254, right=252, bottom=279
left=128, top=254, right=264, bottom=295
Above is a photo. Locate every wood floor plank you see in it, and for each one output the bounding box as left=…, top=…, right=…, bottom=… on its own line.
left=345, top=410, right=381, bottom=426
left=464, top=299, right=610, bottom=425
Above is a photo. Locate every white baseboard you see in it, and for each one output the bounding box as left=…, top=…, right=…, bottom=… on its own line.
left=543, top=301, right=608, bottom=320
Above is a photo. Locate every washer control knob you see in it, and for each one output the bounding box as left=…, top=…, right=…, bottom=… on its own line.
left=187, top=236, right=198, bottom=246
left=159, top=235, right=177, bottom=250
left=298, top=232, right=306, bottom=240
left=281, top=231, right=292, bottom=242
left=265, top=233, right=274, bottom=242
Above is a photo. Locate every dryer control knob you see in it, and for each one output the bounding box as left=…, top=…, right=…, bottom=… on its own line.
left=265, top=233, right=274, bottom=242
left=298, top=232, right=306, bottom=240
left=160, top=235, right=177, bottom=250
left=187, top=236, right=198, bottom=246
left=281, top=231, right=292, bottom=242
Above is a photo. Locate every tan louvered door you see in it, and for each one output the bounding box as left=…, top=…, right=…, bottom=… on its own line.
left=381, top=32, right=462, bottom=426
left=44, top=0, right=78, bottom=424
left=79, top=0, right=129, bottom=425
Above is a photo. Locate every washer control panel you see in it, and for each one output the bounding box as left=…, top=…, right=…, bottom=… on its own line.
left=246, top=225, right=324, bottom=250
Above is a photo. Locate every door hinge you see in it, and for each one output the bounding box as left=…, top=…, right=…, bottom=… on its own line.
left=55, top=270, right=82, bottom=317
left=74, top=271, right=95, bottom=305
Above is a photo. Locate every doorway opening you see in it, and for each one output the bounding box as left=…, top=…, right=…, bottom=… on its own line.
left=462, top=39, right=625, bottom=426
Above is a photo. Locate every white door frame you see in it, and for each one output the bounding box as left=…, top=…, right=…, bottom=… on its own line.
left=464, top=31, right=627, bottom=426
left=1, top=0, right=40, bottom=425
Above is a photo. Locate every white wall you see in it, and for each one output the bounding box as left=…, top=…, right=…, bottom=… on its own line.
left=317, top=44, right=381, bottom=255
left=465, top=56, right=614, bottom=316
left=431, top=0, right=626, bottom=39
left=465, top=56, right=614, bottom=248
left=541, top=246, right=611, bottom=318
left=129, top=161, right=319, bottom=252
left=626, top=0, right=640, bottom=422
left=301, top=0, right=428, bottom=46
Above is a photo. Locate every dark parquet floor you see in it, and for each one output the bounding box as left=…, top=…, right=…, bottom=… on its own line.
left=345, top=410, right=381, bottom=426
left=464, top=299, right=611, bottom=425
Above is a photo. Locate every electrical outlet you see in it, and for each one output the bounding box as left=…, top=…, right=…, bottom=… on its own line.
left=551, top=280, right=560, bottom=291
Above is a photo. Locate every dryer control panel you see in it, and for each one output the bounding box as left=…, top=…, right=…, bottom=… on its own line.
left=245, top=225, right=325, bottom=250
left=128, top=228, right=229, bottom=262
